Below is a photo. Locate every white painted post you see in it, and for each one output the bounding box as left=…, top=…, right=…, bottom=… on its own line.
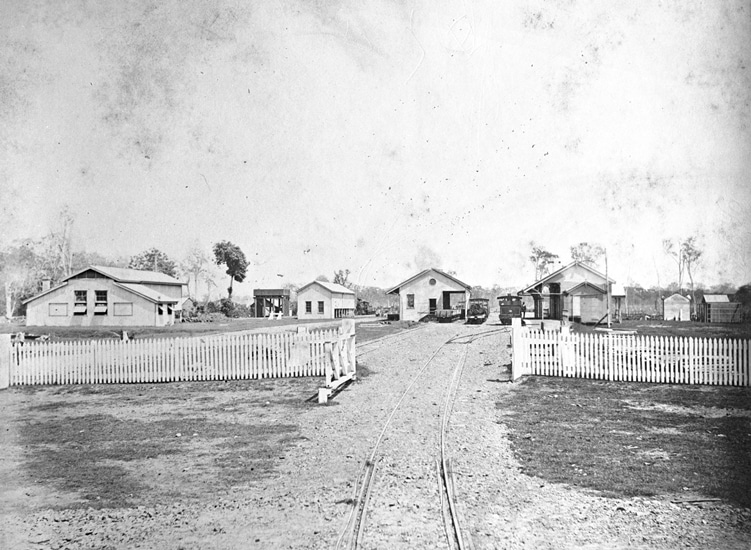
left=511, top=317, right=523, bottom=382
left=0, top=334, right=10, bottom=389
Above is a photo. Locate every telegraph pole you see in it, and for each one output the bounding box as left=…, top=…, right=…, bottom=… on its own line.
left=606, top=249, right=611, bottom=328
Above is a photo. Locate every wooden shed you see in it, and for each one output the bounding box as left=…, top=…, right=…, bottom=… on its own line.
left=386, top=268, right=471, bottom=322
left=662, top=293, right=691, bottom=321
left=23, top=266, right=186, bottom=327
left=253, top=288, right=291, bottom=318
left=296, top=281, right=355, bottom=319
left=699, top=294, right=741, bottom=323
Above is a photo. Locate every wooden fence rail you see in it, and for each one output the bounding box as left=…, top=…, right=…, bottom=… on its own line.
left=1, top=324, right=352, bottom=387
left=512, top=326, right=750, bottom=387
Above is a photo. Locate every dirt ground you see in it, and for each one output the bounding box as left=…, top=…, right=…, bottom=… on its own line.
left=1, top=322, right=750, bottom=549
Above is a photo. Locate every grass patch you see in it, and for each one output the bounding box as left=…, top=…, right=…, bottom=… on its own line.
left=498, top=377, right=751, bottom=508
left=573, top=320, right=751, bottom=340
left=15, top=380, right=317, bottom=509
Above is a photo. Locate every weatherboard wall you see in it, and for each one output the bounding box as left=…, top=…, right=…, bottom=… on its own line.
left=25, top=278, right=171, bottom=327
left=297, top=284, right=355, bottom=320
left=395, top=270, right=469, bottom=322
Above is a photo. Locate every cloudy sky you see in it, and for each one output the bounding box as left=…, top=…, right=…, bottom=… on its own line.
left=2, top=0, right=750, bottom=293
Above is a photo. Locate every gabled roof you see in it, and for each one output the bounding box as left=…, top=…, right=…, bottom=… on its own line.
left=298, top=280, right=355, bottom=295
left=64, top=265, right=185, bottom=286
left=702, top=294, right=730, bottom=303
left=663, top=293, right=691, bottom=302
left=563, top=281, right=606, bottom=296
left=115, top=283, right=180, bottom=304
left=520, top=261, right=614, bottom=295
left=386, top=268, right=471, bottom=295
left=22, top=281, right=69, bottom=304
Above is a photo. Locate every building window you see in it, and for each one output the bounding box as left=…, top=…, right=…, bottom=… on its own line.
left=94, top=290, right=108, bottom=315
left=318, top=301, right=324, bottom=314
left=407, top=294, right=415, bottom=309
left=49, top=303, right=68, bottom=316
left=113, top=302, right=133, bottom=316
left=429, top=278, right=436, bottom=285
left=305, top=301, right=312, bottom=314
left=74, top=290, right=87, bottom=315
left=158, top=305, right=164, bottom=315
left=167, top=305, right=173, bottom=315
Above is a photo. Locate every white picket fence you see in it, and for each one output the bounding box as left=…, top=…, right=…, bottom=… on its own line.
left=512, top=327, right=751, bottom=386
left=2, top=323, right=355, bottom=387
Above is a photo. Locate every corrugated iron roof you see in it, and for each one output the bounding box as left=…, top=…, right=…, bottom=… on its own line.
left=663, top=293, right=690, bottom=302
left=520, top=261, right=614, bottom=295
left=386, top=267, right=471, bottom=294
left=115, top=283, right=180, bottom=303
left=298, top=280, right=355, bottom=295
left=702, top=294, right=730, bottom=303
left=64, top=265, right=185, bottom=286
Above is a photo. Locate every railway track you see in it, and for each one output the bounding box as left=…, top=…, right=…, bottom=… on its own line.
left=355, top=323, right=429, bottom=356
left=337, top=327, right=496, bottom=550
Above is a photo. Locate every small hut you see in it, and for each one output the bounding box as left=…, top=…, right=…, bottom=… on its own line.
left=699, top=294, right=741, bottom=323
left=253, top=289, right=291, bottom=318
left=662, top=293, right=691, bottom=321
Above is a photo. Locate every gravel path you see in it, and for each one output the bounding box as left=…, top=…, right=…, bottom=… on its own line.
left=1, top=322, right=750, bottom=549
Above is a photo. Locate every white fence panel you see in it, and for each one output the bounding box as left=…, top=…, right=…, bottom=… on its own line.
left=7, top=323, right=353, bottom=387
left=512, top=327, right=750, bottom=387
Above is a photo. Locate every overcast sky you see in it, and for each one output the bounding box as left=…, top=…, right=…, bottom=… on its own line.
left=2, top=0, right=750, bottom=293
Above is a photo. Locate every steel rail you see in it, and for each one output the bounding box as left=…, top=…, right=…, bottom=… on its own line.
left=356, top=323, right=429, bottom=356
left=338, top=327, right=483, bottom=550
left=336, top=335, right=457, bottom=550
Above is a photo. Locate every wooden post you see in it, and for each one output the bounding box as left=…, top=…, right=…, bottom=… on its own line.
left=0, top=334, right=10, bottom=389
left=511, top=317, right=523, bottom=382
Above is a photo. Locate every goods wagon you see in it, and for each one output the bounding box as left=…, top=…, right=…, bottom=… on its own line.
left=467, top=298, right=489, bottom=324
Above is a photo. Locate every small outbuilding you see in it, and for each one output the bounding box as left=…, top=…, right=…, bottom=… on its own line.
left=699, top=294, right=741, bottom=323
left=254, top=288, right=291, bottom=318
left=24, top=265, right=186, bottom=327
left=662, top=293, right=691, bottom=321
left=296, top=281, right=355, bottom=319
left=386, top=268, right=471, bottom=322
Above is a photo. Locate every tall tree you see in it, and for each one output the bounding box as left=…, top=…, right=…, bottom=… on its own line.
left=213, top=241, right=248, bottom=299
left=181, top=243, right=210, bottom=299
left=529, top=241, right=558, bottom=281
left=333, top=269, right=351, bottom=287
left=0, top=241, right=43, bottom=317
left=129, top=248, right=178, bottom=277
left=682, top=236, right=703, bottom=317
left=570, top=242, right=605, bottom=267
left=662, top=238, right=685, bottom=291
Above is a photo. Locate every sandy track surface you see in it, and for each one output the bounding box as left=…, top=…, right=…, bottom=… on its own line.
left=1, top=323, right=749, bottom=549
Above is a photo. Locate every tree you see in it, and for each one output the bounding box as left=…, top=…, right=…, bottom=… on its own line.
left=662, top=238, right=685, bottom=291
left=129, top=248, right=178, bottom=277
left=212, top=241, right=248, bottom=299
left=0, top=241, right=43, bottom=318
left=180, top=243, right=210, bottom=299
left=529, top=241, right=558, bottom=280
left=35, top=206, right=75, bottom=282
left=681, top=236, right=703, bottom=317
left=333, top=269, right=351, bottom=287
left=570, top=242, right=605, bottom=267
left=734, top=283, right=751, bottom=321
left=315, top=274, right=330, bottom=282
